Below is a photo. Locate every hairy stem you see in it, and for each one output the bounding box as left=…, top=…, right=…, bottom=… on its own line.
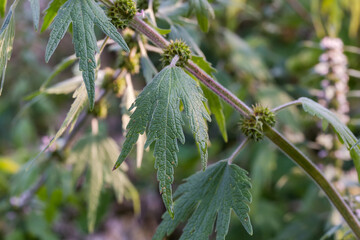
left=264, top=125, right=360, bottom=238
left=130, top=16, right=252, bottom=117
left=129, top=16, right=360, bottom=237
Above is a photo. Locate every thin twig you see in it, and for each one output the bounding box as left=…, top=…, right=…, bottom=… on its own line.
left=227, top=138, right=250, bottom=164
left=10, top=174, right=46, bottom=208
left=272, top=100, right=302, bottom=113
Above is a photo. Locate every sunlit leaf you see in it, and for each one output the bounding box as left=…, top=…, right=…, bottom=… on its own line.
left=68, top=134, right=139, bottom=232
left=39, top=83, right=88, bottom=155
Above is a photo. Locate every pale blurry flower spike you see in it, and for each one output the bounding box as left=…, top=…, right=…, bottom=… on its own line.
left=314, top=36, right=350, bottom=160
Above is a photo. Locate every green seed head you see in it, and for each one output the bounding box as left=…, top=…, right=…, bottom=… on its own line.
left=91, top=99, right=109, bottom=119
left=124, top=53, right=140, bottom=74
left=112, top=77, right=127, bottom=97
left=240, top=104, right=276, bottom=141
left=108, top=0, right=137, bottom=29
left=122, top=28, right=137, bottom=49
left=252, top=104, right=276, bottom=127
left=137, top=0, right=160, bottom=13
left=161, top=40, right=191, bottom=67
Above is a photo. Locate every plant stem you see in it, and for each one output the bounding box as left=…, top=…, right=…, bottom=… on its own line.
left=130, top=17, right=252, bottom=117
left=130, top=17, right=169, bottom=49
left=272, top=99, right=302, bottom=113
left=228, top=138, right=250, bottom=164
left=264, top=124, right=360, bottom=238
left=95, top=11, right=360, bottom=236
left=131, top=16, right=360, bottom=236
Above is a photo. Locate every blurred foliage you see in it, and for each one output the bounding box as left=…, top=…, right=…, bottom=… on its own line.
left=0, top=0, right=359, bottom=239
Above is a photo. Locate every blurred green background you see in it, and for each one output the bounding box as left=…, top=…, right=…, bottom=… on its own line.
left=0, top=0, right=360, bottom=239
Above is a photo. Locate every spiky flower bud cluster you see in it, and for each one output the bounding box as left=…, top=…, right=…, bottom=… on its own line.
left=240, top=104, right=276, bottom=141
left=102, top=69, right=127, bottom=97
left=161, top=40, right=191, bottom=67
left=91, top=99, right=109, bottom=119
left=122, top=28, right=137, bottom=49
left=107, top=0, right=137, bottom=29
left=137, top=0, right=160, bottom=13
left=117, top=49, right=140, bottom=74
left=112, top=77, right=127, bottom=97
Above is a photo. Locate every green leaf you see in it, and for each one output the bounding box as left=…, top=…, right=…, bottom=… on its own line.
left=154, top=26, right=171, bottom=35
left=0, top=0, right=7, bottom=18
left=68, top=134, right=139, bottom=232
left=45, top=0, right=129, bottom=109
left=153, top=160, right=252, bottom=240
left=191, top=55, right=228, bottom=142
left=0, top=0, right=17, bottom=96
left=44, top=75, right=82, bottom=95
left=41, top=0, right=67, bottom=32
left=114, top=66, right=211, bottom=217
left=299, top=97, right=360, bottom=181
left=189, top=0, right=214, bottom=32
left=28, top=0, right=40, bottom=30
left=224, top=30, right=271, bottom=82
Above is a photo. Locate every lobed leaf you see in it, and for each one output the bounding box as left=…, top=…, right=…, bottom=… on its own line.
left=153, top=160, right=252, bottom=240
left=299, top=97, right=360, bottom=181
left=45, top=0, right=129, bottom=109
left=114, top=66, right=210, bottom=217
left=68, top=134, right=139, bottom=232
left=39, top=83, right=88, bottom=156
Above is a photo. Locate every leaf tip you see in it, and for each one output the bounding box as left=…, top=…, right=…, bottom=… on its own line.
left=112, top=164, right=118, bottom=171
